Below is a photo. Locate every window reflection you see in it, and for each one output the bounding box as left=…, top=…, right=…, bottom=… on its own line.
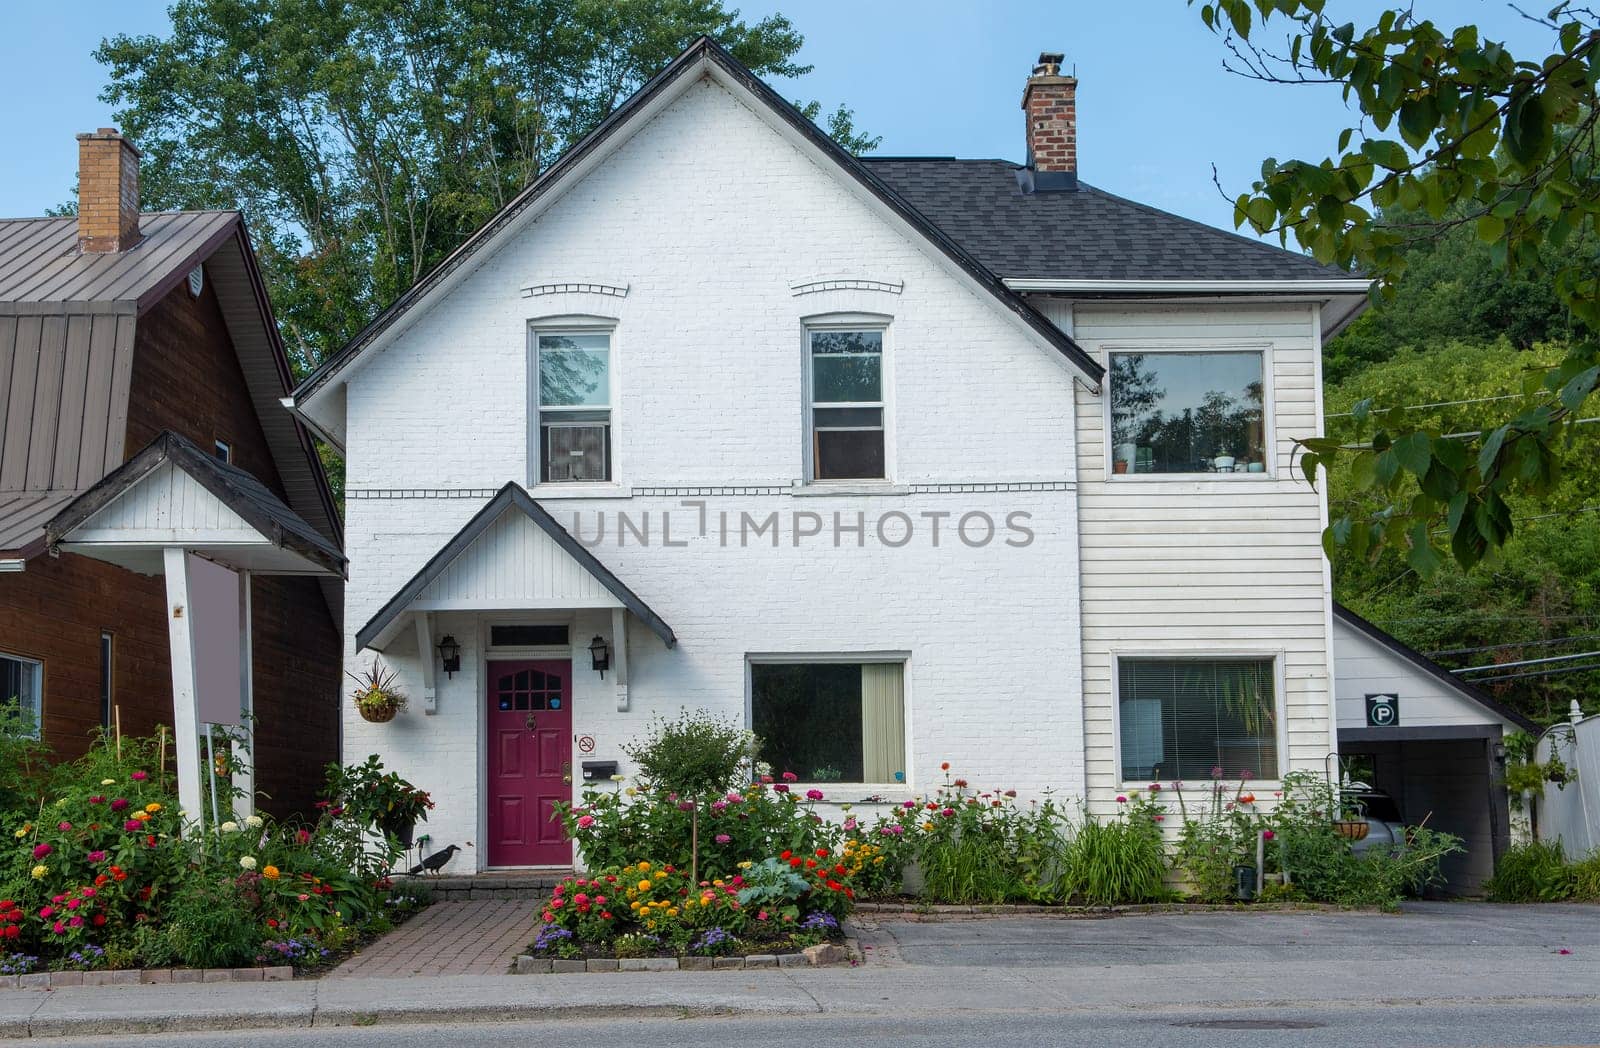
left=1109, top=352, right=1265, bottom=474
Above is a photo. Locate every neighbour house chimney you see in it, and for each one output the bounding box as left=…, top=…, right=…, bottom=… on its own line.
left=1021, top=51, right=1077, bottom=191
left=76, top=128, right=141, bottom=253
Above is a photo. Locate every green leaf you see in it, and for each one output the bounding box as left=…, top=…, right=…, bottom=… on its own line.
left=1349, top=451, right=1377, bottom=490
left=1504, top=89, right=1551, bottom=168
left=1557, top=365, right=1599, bottom=412
left=1360, top=139, right=1409, bottom=170
left=1398, top=96, right=1438, bottom=149
left=1392, top=431, right=1432, bottom=476
left=1300, top=450, right=1322, bottom=490
left=1477, top=214, right=1506, bottom=242
left=1406, top=521, right=1444, bottom=577
left=1477, top=425, right=1509, bottom=477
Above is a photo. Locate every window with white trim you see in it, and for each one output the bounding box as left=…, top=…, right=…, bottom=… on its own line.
left=1, top=652, right=42, bottom=737
left=1109, top=351, right=1265, bottom=475
left=807, top=328, right=885, bottom=480
left=536, top=330, right=612, bottom=482
left=1118, top=657, right=1278, bottom=781
left=751, top=660, right=904, bottom=784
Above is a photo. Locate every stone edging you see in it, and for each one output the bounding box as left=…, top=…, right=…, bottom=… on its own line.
left=0, top=965, right=295, bottom=990
left=515, top=942, right=847, bottom=973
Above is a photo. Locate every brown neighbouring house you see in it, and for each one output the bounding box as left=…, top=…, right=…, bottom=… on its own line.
left=0, top=129, right=343, bottom=816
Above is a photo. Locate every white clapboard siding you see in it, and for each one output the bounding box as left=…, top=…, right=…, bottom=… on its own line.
left=1063, top=300, right=1334, bottom=813
left=68, top=461, right=257, bottom=539
left=1332, top=615, right=1520, bottom=731
left=414, top=507, right=622, bottom=608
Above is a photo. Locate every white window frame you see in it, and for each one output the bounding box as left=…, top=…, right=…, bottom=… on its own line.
left=1101, top=340, right=1275, bottom=481
left=528, top=316, right=620, bottom=489
left=745, top=651, right=912, bottom=789
left=802, top=314, right=894, bottom=485
left=100, top=631, right=114, bottom=729
left=1109, top=650, right=1288, bottom=789
left=1, top=650, right=43, bottom=738
left=213, top=439, right=232, bottom=464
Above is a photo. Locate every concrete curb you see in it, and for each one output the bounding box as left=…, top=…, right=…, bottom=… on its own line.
left=512, top=949, right=837, bottom=973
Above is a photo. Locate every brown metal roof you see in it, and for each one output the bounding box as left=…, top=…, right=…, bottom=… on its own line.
left=0, top=212, right=238, bottom=313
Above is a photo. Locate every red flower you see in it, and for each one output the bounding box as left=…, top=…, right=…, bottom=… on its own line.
left=267, top=919, right=279, bottom=929
left=952, top=779, right=968, bottom=788
left=780, top=850, right=792, bottom=860
left=940, top=762, right=950, bottom=771
left=815, top=848, right=829, bottom=859
left=92, top=915, right=106, bottom=927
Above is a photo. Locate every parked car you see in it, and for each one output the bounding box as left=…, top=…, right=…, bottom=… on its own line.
left=1342, top=783, right=1406, bottom=854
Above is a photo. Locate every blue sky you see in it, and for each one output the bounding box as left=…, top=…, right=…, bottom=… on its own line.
left=0, top=1, right=1553, bottom=235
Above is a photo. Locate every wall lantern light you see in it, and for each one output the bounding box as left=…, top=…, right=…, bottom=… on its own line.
left=589, top=635, right=611, bottom=678
left=437, top=634, right=462, bottom=678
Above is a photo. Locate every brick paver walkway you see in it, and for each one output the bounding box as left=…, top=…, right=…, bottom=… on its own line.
left=330, top=900, right=534, bottom=979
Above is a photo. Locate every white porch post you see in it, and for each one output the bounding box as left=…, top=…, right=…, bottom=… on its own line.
left=162, top=546, right=204, bottom=830
left=611, top=607, right=629, bottom=712
left=232, top=570, right=255, bottom=820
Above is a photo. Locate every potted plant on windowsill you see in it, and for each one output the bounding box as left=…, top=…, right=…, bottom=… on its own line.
left=348, top=658, right=407, bottom=724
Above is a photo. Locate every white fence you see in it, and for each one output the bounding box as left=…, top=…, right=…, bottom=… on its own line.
left=1535, top=713, right=1600, bottom=857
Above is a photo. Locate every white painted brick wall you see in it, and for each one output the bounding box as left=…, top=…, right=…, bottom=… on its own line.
left=339, top=78, right=1086, bottom=871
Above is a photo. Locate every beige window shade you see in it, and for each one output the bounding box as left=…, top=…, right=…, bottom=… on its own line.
left=860, top=662, right=905, bottom=783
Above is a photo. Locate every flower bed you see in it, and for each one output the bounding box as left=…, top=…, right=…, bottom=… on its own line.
left=0, top=722, right=433, bottom=977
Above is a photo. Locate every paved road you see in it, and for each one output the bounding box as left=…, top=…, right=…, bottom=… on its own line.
left=26, top=1004, right=1600, bottom=1048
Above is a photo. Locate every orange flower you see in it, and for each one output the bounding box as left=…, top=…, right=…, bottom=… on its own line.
left=940, top=762, right=950, bottom=771
left=262, top=865, right=281, bottom=880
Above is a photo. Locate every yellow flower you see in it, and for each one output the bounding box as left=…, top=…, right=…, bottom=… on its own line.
left=666, top=907, right=678, bottom=917
left=653, top=870, right=666, bottom=880
left=262, top=865, right=281, bottom=880
left=922, top=821, right=935, bottom=832
left=636, top=861, right=651, bottom=871
left=12, top=828, right=26, bottom=839
left=630, top=901, right=641, bottom=910
left=145, top=803, right=162, bottom=814
left=625, top=787, right=637, bottom=797
left=637, top=880, right=652, bottom=892
left=30, top=864, right=47, bottom=879
left=133, top=811, right=151, bottom=822
left=737, top=861, right=752, bottom=870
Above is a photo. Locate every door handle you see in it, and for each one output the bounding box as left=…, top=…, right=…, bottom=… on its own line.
left=525, top=712, right=538, bottom=731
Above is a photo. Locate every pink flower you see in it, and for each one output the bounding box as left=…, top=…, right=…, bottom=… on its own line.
left=1239, top=769, right=1254, bottom=782
left=901, top=800, right=915, bottom=809
left=87, top=851, right=106, bottom=862
left=110, top=798, right=129, bottom=812
left=781, top=771, right=799, bottom=782
left=1115, top=795, right=1128, bottom=804
left=88, top=796, right=104, bottom=805
left=1148, top=783, right=1162, bottom=793
left=714, top=834, right=731, bottom=844
left=38, top=907, right=54, bottom=919
left=57, top=821, right=72, bottom=832
left=1210, top=766, right=1225, bottom=779
left=1262, top=829, right=1275, bottom=841
left=759, top=775, right=773, bottom=784
left=31, top=844, right=51, bottom=859
left=940, top=807, right=955, bottom=817
left=677, top=801, right=695, bottom=812
left=710, top=801, right=728, bottom=814
left=1154, top=815, right=1165, bottom=822
left=81, top=888, right=95, bottom=898
left=131, top=771, right=148, bottom=782
left=576, top=815, right=595, bottom=829
left=757, top=910, right=769, bottom=921
left=725, top=792, right=744, bottom=804
left=773, top=784, right=789, bottom=794
left=52, top=921, right=65, bottom=935
left=843, top=817, right=858, bottom=831
left=68, top=916, right=83, bottom=928
left=65, top=899, right=80, bottom=910
left=574, top=893, right=589, bottom=905
left=805, top=789, right=824, bottom=801
left=123, top=820, right=142, bottom=832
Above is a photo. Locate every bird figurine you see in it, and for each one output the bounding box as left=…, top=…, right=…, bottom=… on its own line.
left=409, top=843, right=461, bottom=875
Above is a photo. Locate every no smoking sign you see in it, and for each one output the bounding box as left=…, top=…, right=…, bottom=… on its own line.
left=577, top=735, right=596, bottom=754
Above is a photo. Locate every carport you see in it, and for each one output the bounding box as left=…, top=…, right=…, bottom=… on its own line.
left=1333, top=604, right=1536, bottom=894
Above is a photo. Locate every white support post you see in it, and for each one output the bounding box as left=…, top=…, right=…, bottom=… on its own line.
left=416, top=613, right=437, bottom=714
left=612, top=607, right=629, bottom=712
left=233, top=570, right=255, bottom=820
left=162, top=547, right=204, bottom=832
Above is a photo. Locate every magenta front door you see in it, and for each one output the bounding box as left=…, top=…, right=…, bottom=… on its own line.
left=486, top=660, right=573, bottom=867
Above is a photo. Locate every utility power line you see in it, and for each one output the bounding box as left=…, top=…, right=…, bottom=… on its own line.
left=1454, top=649, right=1600, bottom=674
left=1465, top=660, right=1600, bottom=684
left=1427, top=634, right=1600, bottom=657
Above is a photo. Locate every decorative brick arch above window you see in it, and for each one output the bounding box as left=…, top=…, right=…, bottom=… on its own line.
left=521, top=280, right=630, bottom=299
left=789, top=276, right=903, bottom=297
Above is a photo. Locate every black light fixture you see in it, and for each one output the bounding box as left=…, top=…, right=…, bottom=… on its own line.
left=589, top=635, right=611, bottom=678
left=437, top=635, right=461, bottom=678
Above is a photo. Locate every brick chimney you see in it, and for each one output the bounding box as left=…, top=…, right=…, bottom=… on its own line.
left=76, top=128, right=142, bottom=253
left=1021, top=52, right=1077, bottom=190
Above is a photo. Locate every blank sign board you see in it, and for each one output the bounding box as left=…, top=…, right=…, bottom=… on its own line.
left=187, top=553, right=243, bottom=726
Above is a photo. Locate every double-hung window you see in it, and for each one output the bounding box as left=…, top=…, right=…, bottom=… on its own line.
left=1117, top=657, right=1278, bottom=781
left=1, top=652, right=42, bottom=736
left=536, top=330, right=612, bottom=483
left=751, top=660, right=905, bottom=784
left=807, top=328, right=885, bottom=480
left=1109, top=351, right=1266, bottom=475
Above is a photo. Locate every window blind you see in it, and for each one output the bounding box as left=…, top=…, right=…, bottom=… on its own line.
left=1118, top=658, right=1277, bottom=781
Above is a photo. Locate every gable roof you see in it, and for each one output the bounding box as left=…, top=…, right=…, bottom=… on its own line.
left=46, top=430, right=345, bottom=578
left=0, top=211, right=238, bottom=313
left=1333, top=603, right=1537, bottom=733
left=288, top=37, right=1104, bottom=424
left=355, top=482, right=676, bottom=651
left=861, top=159, right=1351, bottom=284
left=0, top=212, right=342, bottom=596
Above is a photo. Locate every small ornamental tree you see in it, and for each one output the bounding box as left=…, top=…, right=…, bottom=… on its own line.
left=1194, top=1, right=1600, bottom=573
left=623, top=712, right=756, bottom=883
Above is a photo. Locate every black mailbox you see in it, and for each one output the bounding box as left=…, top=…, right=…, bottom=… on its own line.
left=581, top=760, right=619, bottom=781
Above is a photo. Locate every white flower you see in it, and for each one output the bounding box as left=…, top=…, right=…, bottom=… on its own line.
left=609, top=774, right=626, bottom=783
left=239, top=855, right=257, bottom=870
left=219, top=821, right=239, bottom=833
left=100, top=779, right=115, bottom=786
left=244, top=815, right=263, bottom=829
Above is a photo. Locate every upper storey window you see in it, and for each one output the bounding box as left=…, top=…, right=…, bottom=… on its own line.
left=536, top=331, right=612, bottom=483
left=1109, top=351, right=1266, bottom=475
left=807, top=328, right=886, bottom=481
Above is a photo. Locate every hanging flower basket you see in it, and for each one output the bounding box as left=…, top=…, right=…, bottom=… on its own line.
left=1333, top=819, right=1370, bottom=841
left=349, top=658, right=408, bottom=724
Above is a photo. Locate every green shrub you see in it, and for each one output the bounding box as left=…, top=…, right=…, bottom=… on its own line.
left=1486, top=841, right=1576, bottom=902
left=1061, top=797, right=1171, bottom=905
left=625, top=711, right=753, bottom=797
left=0, top=706, right=49, bottom=815
left=1172, top=776, right=1265, bottom=902
left=904, top=781, right=1071, bottom=904
left=161, top=879, right=264, bottom=969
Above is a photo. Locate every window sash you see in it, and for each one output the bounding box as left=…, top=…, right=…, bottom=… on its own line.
left=1, top=653, right=42, bottom=736
left=537, top=333, right=611, bottom=409
left=1117, top=657, right=1278, bottom=781
left=807, top=328, right=886, bottom=481
left=751, top=661, right=904, bottom=784
left=1108, top=350, right=1267, bottom=475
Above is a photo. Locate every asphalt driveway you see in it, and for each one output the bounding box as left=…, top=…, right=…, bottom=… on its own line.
left=861, top=901, right=1600, bottom=968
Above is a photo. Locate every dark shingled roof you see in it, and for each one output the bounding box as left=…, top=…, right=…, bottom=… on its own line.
left=860, top=158, right=1345, bottom=283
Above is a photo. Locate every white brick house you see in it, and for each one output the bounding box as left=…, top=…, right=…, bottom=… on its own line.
left=285, top=41, right=1370, bottom=872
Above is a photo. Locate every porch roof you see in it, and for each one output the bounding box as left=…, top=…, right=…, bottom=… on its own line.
left=44, top=430, right=347, bottom=577
left=354, top=482, right=676, bottom=652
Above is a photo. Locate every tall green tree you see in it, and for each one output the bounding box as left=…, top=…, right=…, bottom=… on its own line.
left=96, top=0, right=872, bottom=375
left=1194, top=1, right=1600, bottom=574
